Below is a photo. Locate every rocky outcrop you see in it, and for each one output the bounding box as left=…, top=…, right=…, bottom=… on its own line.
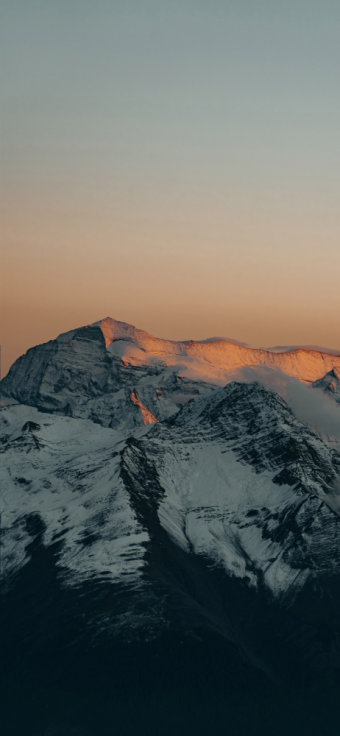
left=129, top=388, right=159, bottom=425
left=313, top=368, right=340, bottom=404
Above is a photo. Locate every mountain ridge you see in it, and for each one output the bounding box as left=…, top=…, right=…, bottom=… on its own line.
left=95, top=317, right=340, bottom=382
left=2, top=317, right=340, bottom=400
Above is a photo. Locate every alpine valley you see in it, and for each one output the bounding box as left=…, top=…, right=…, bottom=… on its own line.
left=1, top=317, right=340, bottom=736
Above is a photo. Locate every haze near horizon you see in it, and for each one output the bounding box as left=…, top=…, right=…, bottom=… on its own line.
left=1, top=0, right=339, bottom=376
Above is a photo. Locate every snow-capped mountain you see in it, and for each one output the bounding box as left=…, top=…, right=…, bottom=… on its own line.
left=1, top=317, right=340, bottom=431
left=1, top=319, right=340, bottom=736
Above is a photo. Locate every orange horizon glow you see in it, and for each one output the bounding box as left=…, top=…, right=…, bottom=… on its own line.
left=1, top=3, right=339, bottom=378
left=2, top=185, right=340, bottom=378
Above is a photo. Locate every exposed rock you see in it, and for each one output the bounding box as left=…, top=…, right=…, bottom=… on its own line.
left=313, top=368, right=340, bottom=404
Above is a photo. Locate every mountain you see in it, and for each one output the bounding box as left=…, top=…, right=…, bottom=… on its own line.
left=2, top=319, right=340, bottom=736
left=1, top=317, right=340, bottom=432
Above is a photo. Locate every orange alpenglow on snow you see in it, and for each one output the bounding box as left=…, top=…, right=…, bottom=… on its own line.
left=95, top=318, right=340, bottom=385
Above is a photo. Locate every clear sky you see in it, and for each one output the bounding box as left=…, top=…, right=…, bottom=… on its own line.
left=1, top=0, right=339, bottom=376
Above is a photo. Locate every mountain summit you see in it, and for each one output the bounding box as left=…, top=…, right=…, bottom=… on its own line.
left=1, top=317, right=340, bottom=431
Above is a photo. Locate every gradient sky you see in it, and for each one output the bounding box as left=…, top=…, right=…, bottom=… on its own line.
left=1, top=0, right=340, bottom=376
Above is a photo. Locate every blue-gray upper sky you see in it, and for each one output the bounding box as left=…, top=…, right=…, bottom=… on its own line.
left=1, top=1, right=339, bottom=374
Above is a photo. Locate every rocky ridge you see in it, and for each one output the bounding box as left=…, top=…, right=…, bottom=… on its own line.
left=313, top=368, right=340, bottom=404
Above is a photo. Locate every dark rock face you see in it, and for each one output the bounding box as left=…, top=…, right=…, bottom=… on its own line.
left=0, top=326, right=213, bottom=429
left=169, top=382, right=340, bottom=491
left=0, top=325, right=111, bottom=412
left=313, top=368, right=340, bottom=404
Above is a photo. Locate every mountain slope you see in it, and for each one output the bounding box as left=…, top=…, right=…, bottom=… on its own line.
left=126, top=382, right=340, bottom=598
left=0, top=406, right=149, bottom=594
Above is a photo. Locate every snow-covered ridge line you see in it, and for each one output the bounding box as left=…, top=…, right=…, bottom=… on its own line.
left=264, top=344, right=340, bottom=355
left=94, top=317, right=340, bottom=383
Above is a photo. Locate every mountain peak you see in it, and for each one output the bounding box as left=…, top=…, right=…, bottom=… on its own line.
left=92, top=317, right=153, bottom=347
